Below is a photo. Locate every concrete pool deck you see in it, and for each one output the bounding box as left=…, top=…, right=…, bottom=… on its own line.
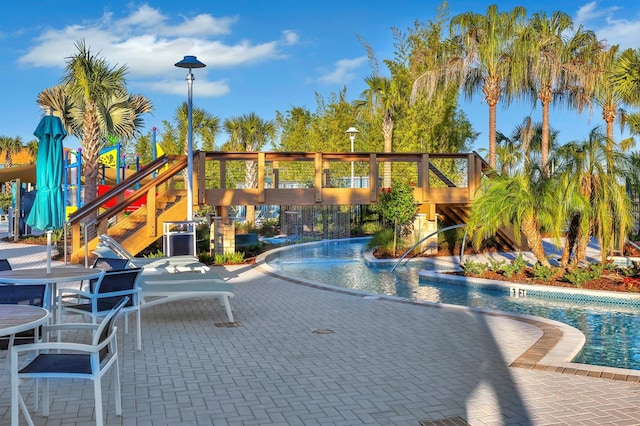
left=1, top=236, right=640, bottom=425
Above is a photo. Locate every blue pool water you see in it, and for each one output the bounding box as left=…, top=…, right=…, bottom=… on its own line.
left=265, top=238, right=640, bottom=371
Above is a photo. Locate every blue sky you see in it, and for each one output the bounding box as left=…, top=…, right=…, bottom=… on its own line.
left=2, top=1, right=640, bottom=156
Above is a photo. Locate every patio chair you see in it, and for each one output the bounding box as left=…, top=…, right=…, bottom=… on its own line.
left=0, top=258, right=12, bottom=271
left=91, top=257, right=130, bottom=271
left=58, top=268, right=143, bottom=351
left=0, top=284, right=48, bottom=351
left=10, top=297, right=128, bottom=426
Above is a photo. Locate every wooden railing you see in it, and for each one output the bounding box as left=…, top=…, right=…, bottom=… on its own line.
left=66, top=151, right=492, bottom=260
left=67, top=155, right=187, bottom=257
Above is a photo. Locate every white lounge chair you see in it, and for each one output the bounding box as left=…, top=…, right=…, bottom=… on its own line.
left=137, top=272, right=235, bottom=323
left=94, top=234, right=210, bottom=274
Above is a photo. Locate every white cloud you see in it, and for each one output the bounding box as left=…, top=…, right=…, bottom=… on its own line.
left=318, top=56, right=367, bottom=85
left=17, top=4, right=290, bottom=97
left=282, top=30, right=299, bottom=45
left=573, top=2, right=640, bottom=49
left=141, top=78, right=230, bottom=97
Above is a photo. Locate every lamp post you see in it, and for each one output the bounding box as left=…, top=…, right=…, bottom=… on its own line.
left=175, top=55, right=206, bottom=221
left=345, top=127, right=359, bottom=188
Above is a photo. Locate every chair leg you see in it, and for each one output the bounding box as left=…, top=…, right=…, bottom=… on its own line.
left=222, top=296, right=234, bottom=323
left=94, top=377, right=103, bottom=426
left=136, top=309, right=142, bottom=351
left=43, top=379, right=49, bottom=416
left=114, top=359, right=122, bottom=415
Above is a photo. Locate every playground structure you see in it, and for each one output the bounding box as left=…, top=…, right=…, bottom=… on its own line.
left=3, top=139, right=162, bottom=239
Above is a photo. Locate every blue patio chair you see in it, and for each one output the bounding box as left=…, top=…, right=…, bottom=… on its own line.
left=11, top=297, right=128, bottom=426
left=0, top=284, right=48, bottom=351
left=58, top=268, right=143, bottom=350
left=0, top=258, right=12, bottom=271
left=91, top=257, right=130, bottom=271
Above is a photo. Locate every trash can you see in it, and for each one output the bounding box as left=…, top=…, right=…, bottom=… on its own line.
left=163, top=221, right=196, bottom=256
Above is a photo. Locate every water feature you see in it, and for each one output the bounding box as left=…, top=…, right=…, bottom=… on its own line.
left=264, top=238, right=640, bottom=371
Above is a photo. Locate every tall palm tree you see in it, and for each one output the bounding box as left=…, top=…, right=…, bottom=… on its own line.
left=0, top=136, right=23, bottom=194
left=222, top=113, right=275, bottom=223
left=516, top=11, right=587, bottom=175
left=37, top=40, right=152, bottom=206
left=355, top=75, right=404, bottom=187
left=446, top=5, right=527, bottom=169
left=609, top=47, right=640, bottom=137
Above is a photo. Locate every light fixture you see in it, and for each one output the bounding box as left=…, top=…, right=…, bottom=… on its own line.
left=175, top=55, right=206, bottom=221
left=345, top=127, right=359, bottom=188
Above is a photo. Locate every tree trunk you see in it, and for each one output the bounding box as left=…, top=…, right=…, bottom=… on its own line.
left=560, top=214, right=580, bottom=268
left=522, top=215, right=550, bottom=267
left=539, top=88, right=551, bottom=177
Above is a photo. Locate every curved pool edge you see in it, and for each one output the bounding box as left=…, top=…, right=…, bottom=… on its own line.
left=256, top=240, right=640, bottom=382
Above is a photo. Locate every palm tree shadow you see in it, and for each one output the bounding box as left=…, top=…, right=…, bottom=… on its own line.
left=423, top=284, right=533, bottom=424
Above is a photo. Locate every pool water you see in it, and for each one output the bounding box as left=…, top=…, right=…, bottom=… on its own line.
left=265, top=238, right=640, bottom=371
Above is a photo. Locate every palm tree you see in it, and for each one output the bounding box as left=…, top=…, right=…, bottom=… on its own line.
left=37, top=40, right=152, bottom=206
left=609, top=47, right=640, bottom=137
left=496, top=117, right=560, bottom=175
left=467, top=166, right=560, bottom=267
left=355, top=75, right=404, bottom=187
left=445, top=5, right=527, bottom=169
left=516, top=11, right=588, bottom=175
left=555, top=128, right=633, bottom=265
left=0, top=136, right=23, bottom=194
left=222, top=113, right=275, bottom=223
left=174, top=102, right=220, bottom=152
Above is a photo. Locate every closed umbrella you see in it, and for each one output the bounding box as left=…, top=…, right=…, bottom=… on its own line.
left=26, top=114, right=67, bottom=272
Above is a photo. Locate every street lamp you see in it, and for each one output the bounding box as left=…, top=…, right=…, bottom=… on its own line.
left=345, top=127, right=359, bottom=188
left=175, top=55, right=206, bottom=221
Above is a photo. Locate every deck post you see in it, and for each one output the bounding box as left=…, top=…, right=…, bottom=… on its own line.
left=421, top=153, right=430, bottom=202
left=467, top=153, right=476, bottom=200
left=258, top=152, right=265, bottom=203
left=369, top=154, right=378, bottom=202
left=314, top=153, right=322, bottom=202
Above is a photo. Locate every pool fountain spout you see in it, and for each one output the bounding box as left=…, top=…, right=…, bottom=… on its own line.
left=390, top=224, right=467, bottom=272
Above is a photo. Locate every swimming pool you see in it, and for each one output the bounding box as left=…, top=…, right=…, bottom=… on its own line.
left=264, top=238, right=640, bottom=371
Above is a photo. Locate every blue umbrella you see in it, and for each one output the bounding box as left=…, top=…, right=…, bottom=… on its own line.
left=26, top=115, right=67, bottom=231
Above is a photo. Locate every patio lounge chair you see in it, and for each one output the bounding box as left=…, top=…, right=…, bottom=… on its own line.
left=137, top=272, right=235, bottom=323
left=94, top=234, right=210, bottom=274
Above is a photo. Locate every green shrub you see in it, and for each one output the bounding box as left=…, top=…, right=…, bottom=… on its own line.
left=214, top=252, right=245, bottom=265
left=460, top=259, right=486, bottom=275
left=367, top=228, right=395, bottom=251
left=198, top=252, right=214, bottom=264
left=258, top=218, right=279, bottom=237
left=532, top=263, right=554, bottom=281
left=487, top=259, right=506, bottom=273
left=512, top=254, right=527, bottom=274
left=143, top=249, right=164, bottom=258
left=564, top=268, right=592, bottom=287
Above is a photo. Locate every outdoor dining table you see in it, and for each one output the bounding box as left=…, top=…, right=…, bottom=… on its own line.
left=0, top=267, right=104, bottom=324
left=0, top=304, right=49, bottom=339
left=0, top=304, right=50, bottom=426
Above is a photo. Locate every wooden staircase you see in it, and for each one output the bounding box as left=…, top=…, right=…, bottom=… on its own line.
left=67, top=155, right=190, bottom=263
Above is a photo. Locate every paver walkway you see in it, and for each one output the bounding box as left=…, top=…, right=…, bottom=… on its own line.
left=1, top=237, right=639, bottom=425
